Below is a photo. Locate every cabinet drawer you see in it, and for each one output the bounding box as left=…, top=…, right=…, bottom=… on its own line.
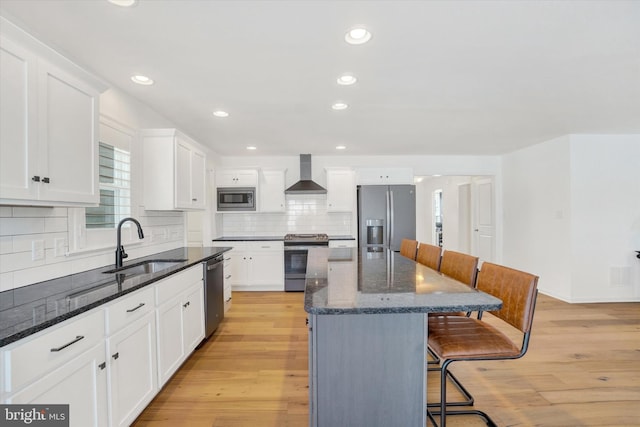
left=105, top=286, right=155, bottom=335
left=253, top=241, right=284, bottom=251
left=2, top=309, right=104, bottom=394
left=155, top=265, right=203, bottom=306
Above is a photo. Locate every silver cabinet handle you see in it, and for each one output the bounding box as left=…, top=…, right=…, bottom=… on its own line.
left=225, top=275, right=231, bottom=279
left=50, top=335, right=84, bottom=352
left=126, top=303, right=145, bottom=313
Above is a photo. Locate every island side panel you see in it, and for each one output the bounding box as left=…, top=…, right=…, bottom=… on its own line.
left=311, top=312, right=426, bottom=427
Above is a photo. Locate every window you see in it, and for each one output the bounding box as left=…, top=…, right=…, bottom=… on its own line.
left=85, top=142, right=131, bottom=229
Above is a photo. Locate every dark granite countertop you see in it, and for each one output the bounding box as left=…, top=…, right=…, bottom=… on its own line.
left=304, top=248, right=502, bottom=315
left=212, top=236, right=284, bottom=241
left=0, top=246, right=231, bottom=347
left=212, top=235, right=355, bottom=241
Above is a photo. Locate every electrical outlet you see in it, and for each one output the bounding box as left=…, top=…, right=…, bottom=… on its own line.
left=32, top=240, right=45, bottom=261
left=54, top=238, right=66, bottom=257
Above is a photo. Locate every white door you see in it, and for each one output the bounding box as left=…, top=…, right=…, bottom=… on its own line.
left=471, top=177, right=496, bottom=264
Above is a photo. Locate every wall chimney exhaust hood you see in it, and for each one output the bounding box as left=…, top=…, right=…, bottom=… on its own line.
left=285, top=154, right=327, bottom=194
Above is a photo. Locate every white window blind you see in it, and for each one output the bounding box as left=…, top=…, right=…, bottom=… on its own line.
left=85, top=142, right=131, bottom=229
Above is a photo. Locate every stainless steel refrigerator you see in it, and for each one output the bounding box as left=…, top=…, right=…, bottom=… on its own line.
left=357, top=185, right=416, bottom=252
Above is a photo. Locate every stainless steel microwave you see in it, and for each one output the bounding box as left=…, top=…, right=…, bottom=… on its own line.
left=217, top=187, right=256, bottom=211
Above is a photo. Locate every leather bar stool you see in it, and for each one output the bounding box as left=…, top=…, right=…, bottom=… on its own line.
left=426, top=262, right=539, bottom=427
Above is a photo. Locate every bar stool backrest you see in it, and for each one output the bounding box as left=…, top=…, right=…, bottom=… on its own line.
left=476, top=262, right=539, bottom=333
left=439, top=250, right=479, bottom=287
left=399, top=239, right=418, bottom=260
left=416, top=243, right=441, bottom=270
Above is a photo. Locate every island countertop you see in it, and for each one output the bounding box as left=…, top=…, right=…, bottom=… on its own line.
left=0, top=246, right=231, bottom=346
left=304, top=248, right=502, bottom=315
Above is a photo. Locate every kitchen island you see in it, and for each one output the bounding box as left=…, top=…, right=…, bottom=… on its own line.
left=304, top=248, right=502, bottom=427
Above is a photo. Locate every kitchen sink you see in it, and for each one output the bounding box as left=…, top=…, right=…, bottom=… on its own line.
left=103, top=259, right=187, bottom=276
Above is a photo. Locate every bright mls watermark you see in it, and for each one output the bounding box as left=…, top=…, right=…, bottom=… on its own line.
left=1, top=405, right=69, bottom=426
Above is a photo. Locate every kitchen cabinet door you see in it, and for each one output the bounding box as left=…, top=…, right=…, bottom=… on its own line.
left=155, top=295, right=186, bottom=387
left=182, top=284, right=205, bottom=354
left=4, top=342, right=109, bottom=427
left=0, top=36, right=101, bottom=206
left=259, top=169, right=286, bottom=212
left=356, top=168, right=414, bottom=185
left=0, top=37, right=38, bottom=201
left=326, top=169, right=355, bottom=212
left=190, top=148, right=206, bottom=209
left=223, top=253, right=233, bottom=312
left=36, top=58, right=99, bottom=204
left=142, top=129, right=207, bottom=211
left=226, top=241, right=284, bottom=291
left=107, top=312, right=157, bottom=427
left=247, top=248, right=284, bottom=289
left=216, top=169, right=258, bottom=187
left=155, top=265, right=205, bottom=386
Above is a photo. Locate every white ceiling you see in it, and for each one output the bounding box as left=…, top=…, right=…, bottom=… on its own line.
left=1, top=0, right=639, bottom=156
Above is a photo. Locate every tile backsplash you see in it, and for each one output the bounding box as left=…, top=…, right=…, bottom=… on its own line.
left=222, top=195, right=352, bottom=236
left=0, top=206, right=185, bottom=291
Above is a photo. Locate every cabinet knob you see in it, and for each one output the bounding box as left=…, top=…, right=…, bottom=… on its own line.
left=192, top=198, right=197, bottom=201
left=32, top=175, right=40, bottom=182
left=112, top=352, right=119, bottom=360
left=42, top=177, right=50, bottom=183
left=99, top=362, right=106, bottom=370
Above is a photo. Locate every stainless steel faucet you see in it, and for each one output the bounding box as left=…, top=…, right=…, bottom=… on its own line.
left=115, top=217, right=144, bottom=268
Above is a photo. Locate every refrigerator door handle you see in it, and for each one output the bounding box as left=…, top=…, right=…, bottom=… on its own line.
left=389, top=189, right=395, bottom=248
left=386, top=189, right=391, bottom=247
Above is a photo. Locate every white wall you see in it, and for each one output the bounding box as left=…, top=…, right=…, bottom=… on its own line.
left=0, top=88, right=192, bottom=291
left=569, top=134, right=640, bottom=302
left=503, top=136, right=573, bottom=300
left=503, top=134, right=640, bottom=302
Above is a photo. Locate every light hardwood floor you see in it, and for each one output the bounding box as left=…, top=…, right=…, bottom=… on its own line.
left=132, top=292, right=640, bottom=427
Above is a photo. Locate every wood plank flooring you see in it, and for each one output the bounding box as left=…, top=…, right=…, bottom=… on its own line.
left=132, top=292, right=640, bottom=427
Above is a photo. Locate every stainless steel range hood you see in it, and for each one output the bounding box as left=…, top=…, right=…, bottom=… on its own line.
left=285, top=154, right=327, bottom=194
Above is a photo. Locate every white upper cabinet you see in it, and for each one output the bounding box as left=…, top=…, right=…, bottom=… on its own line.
left=0, top=29, right=104, bottom=206
left=326, top=168, right=356, bottom=212
left=356, top=168, right=414, bottom=185
left=142, top=129, right=207, bottom=211
left=259, top=169, right=286, bottom=212
left=216, top=169, right=258, bottom=187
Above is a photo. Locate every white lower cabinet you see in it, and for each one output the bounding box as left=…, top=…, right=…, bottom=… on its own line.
left=227, top=241, right=284, bottom=291
left=104, top=286, right=157, bottom=427
left=1, top=263, right=207, bottom=427
left=223, top=254, right=232, bottom=312
left=1, top=310, right=108, bottom=427
left=6, top=342, right=109, bottom=427
left=155, top=265, right=205, bottom=386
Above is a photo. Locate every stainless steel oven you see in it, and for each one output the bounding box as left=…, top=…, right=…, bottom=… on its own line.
left=217, top=187, right=256, bottom=211
left=284, top=234, right=329, bottom=291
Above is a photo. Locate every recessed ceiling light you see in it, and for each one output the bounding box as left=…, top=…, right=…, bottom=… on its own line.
left=336, top=145, right=347, bottom=150
left=213, top=110, right=229, bottom=118
left=246, top=146, right=257, bottom=150
left=345, top=27, right=372, bottom=45
left=131, top=75, right=153, bottom=85
left=107, top=0, right=138, bottom=7
left=332, top=102, right=348, bottom=110
left=337, top=74, right=357, bottom=85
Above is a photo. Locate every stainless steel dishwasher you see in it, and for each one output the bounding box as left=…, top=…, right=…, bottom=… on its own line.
left=203, top=254, right=224, bottom=339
